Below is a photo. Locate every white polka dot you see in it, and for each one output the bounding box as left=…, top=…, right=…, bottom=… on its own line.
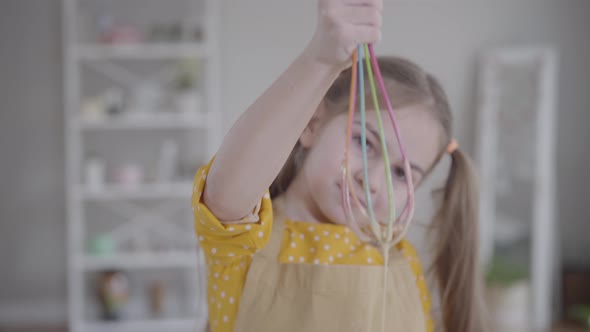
left=212, top=284, right=218, bottom=291
left=211, top=297, right=215, bottom=303
left=211, top=248, right=217, bottom=254
left=215, top=260, right=220, bottom=265
left=243, top=245, right=249, bottom=249
left=214, top=272, right=219, bottom=278
left=228, top=227, right=235, bottom=231
left=217, top=303, right=221, bottom=309
left=367, top=257, right=373, bottom=263
left=324, top=244, right=330, bottom=250
left=198, top=236, right=204, bottom=242
left=200, top=220, right=205, bottom=225
left=290, top=242, right=296, bottom=248
left=290, top=233, right=296, bottom=238
left=223, top=275, right=230, bottom=281
left=223, top=315, right=228, bottom=322
left=299, top=257, right=305, bottom=262
left=350, top=246, right=356, bottom=250
left=202, top=174, right=207, bottom=180
left=221, top=291, right=226, bottom=298
left=335, top=234, right=341, bottom=239
left=329, top=256, right=334, bottom=262
left=365, top=245, right=371, bottom=250
left=337, top=253, right=343, bottom=258
left=241, top=262, right=246, bottom=267
left=314, top=259, right=320, bottom=264
left=314, top=236, right=320, bottom=242
left=288, top=256, right=294, bottom=261
left=344, top=238, right=350, bottom=244
left=258, top=231, right=264, bottom=238
left=193, top=186, right=197, bottom=192
left=228, top=252, right=235, bottom=257
left=229, top=297, right=235, bottom=304
left=246, top=225, right=252, bottom=230
left=213, top=320, right=218, bottom=326
left=308, top=226, right=314, bottom=232
left=299, top=234, right=304, bottom=239
left=310, top=247, right=315, bottom=253
left=344, top=228, right=350, bottom=233
left=323, top=230, right=329, bottom=236
left=210, top=227, right=215, bottom=231
left=264, top=193, right=270, bottom=199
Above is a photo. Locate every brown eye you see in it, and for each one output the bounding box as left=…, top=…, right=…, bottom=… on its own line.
left=353, top=135, right=374, bottom=151
left=392, top=166, right=406, bottom=180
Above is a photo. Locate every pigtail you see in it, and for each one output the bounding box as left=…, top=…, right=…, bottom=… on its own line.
left=431, top=149, right=486, bottom=332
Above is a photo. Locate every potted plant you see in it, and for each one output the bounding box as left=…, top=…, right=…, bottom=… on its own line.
left=172, top=59, right=201, bottom=117
left=485, top=255, right=530, bottom=331
left=569, top=305, right=590, bottom=329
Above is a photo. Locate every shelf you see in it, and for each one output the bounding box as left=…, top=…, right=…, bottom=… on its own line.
left=84, top=318, right=204, bottom=332
left=76, top=43, right=209, bottom=60
left=64, top=2, right=219, bottom=330
left=81, top=182, right=194, bottom=201
left=81, top=252, right=200, bottom=271
left=80, top=113, right=208, bottom=131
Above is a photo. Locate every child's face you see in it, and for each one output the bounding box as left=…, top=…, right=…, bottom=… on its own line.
left=295, top=104, right=442, bottom=228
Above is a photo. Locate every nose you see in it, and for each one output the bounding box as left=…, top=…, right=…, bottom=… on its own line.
left=353, top=161, right=385, bottom=196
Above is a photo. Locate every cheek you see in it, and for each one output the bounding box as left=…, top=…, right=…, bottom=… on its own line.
left=310, top=139, right=345, bottom=176
left=393, top=186, right=409, bottom=210
left=375, top=185, right=409, bottom=220
left=303, top=149, right=338, bottom=188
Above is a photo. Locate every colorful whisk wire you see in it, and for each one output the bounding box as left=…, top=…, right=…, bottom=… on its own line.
left=341, top=44, right=416, bottom=251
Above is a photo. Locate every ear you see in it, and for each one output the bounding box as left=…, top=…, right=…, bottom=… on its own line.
left=299, top=101, right=328, bottom=148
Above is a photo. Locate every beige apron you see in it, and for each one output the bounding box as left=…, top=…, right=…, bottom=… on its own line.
left=233, top=213, right=427, bottom=332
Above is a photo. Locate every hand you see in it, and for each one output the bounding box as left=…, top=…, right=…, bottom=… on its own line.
left=305, top=0, right=383, bottom=70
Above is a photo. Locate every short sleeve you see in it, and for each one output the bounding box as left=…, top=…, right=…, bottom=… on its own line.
left=191, top=157, right=274, bottom=264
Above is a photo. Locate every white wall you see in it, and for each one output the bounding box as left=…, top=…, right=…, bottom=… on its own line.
left=1, top=0, right=589, bottom=325
left=0, top=0, right=68, bottom=324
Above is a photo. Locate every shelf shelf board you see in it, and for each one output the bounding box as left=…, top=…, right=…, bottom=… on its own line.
left=76, top=43, right=209, bottom=60
left=79, top=113, right=208, bottom=131
left=84, top=318, right=205, bottom=332
left=81, top=252, right=201, bottom=270
left=80, top=182, right=194, bottom=201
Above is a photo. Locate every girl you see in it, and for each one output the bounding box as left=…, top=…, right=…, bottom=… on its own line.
left=192, top=0, right=484, bottom=331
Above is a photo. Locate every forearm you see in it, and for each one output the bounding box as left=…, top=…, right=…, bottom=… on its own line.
left=205, top=48, right=342, bottom=221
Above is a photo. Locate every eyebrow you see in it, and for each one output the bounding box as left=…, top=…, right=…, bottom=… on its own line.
left=352, top=120, right=426, bottom=176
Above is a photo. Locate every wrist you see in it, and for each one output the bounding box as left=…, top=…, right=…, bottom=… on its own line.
left=299, top=44, right=347, bottom=77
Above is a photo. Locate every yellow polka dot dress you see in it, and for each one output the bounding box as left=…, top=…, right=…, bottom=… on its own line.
left=192, top=160, right=433, bottom=332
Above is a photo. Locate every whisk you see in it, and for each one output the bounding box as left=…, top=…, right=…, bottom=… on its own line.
left=341, top=44, right=416, bottom=251
left=340, top=44, right=417, bottom=331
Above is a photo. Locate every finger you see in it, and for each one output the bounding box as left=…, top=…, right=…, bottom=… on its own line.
left=343, top=0, right=383, bottom=11
left=346, top=24, right=382, bottom=45
left=338, top=6, right=382, bottom=27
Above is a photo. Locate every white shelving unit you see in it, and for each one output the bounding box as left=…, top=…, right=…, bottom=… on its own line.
left=62, top=0, right=219, bottom=331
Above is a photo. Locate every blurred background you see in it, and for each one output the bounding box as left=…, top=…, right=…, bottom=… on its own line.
left=0, top=0, right=588, bottom=331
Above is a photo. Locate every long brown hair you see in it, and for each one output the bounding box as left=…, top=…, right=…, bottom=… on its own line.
left=271, top=56, right=485, bottom=331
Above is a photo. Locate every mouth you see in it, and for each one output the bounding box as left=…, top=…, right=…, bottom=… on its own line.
left=337, top=183, right=368, bottom=210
